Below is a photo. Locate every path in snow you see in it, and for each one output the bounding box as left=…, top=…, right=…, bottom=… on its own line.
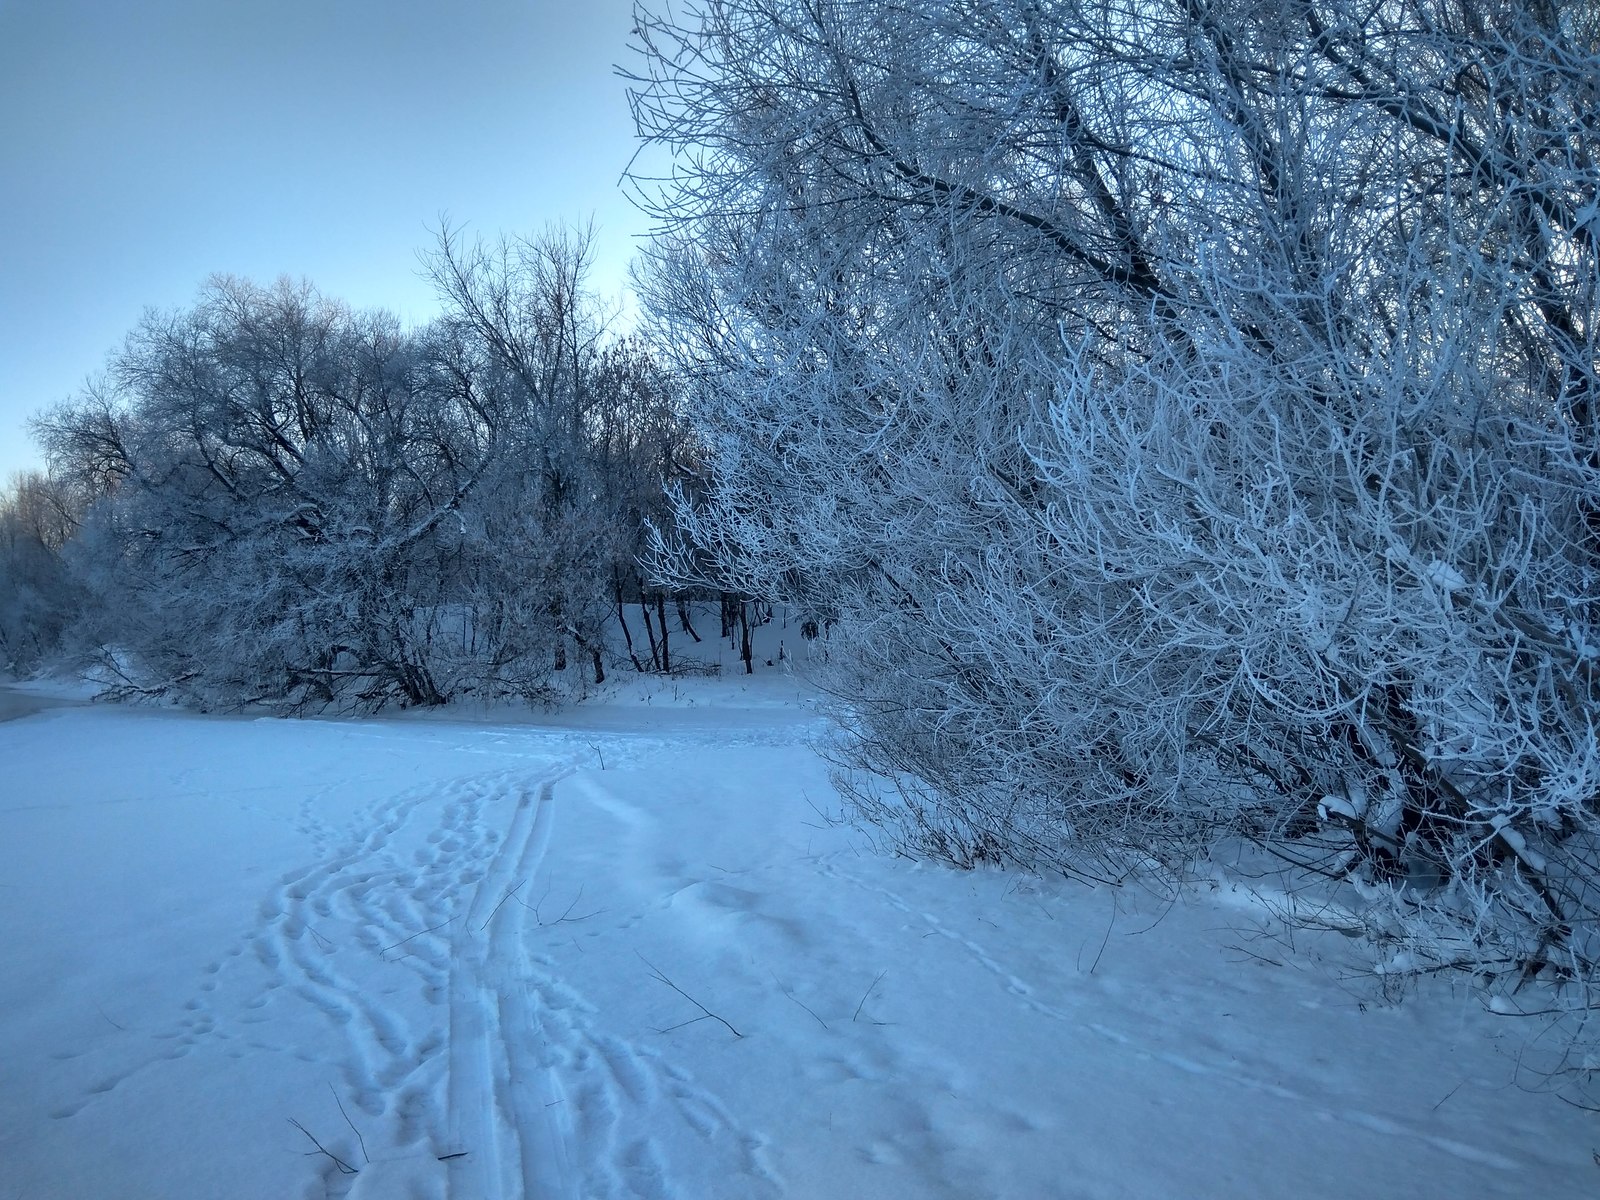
left=2, top=697, right=1596, bottom=1199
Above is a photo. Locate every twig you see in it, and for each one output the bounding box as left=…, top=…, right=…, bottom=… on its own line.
left=1431, top=1081, right=1464, bottom=1112
left=637, top=952, right=744, bottom=1038
left=854, top=970, right=887, bottom=1023
left=480, top=881, right=525, bottom=931
left=379, top=917, right=456, bottom=958
left=329, top=1084, right=369, bottom=1165
left=1225, top=942, right=1284, bottom=969
left=771, top=971, right=829, bottom=1030
left=288, top=1118, right=357, bottom=1175
left=653, top=1014, right=716, bottom=1034
left=94, top=1002, right=127, bottom=1032
left=801, top=791, right=846, bottom=830
left=525, top=882, right=605, bottom=926
left=1089, top=896, right=1117, bottom=975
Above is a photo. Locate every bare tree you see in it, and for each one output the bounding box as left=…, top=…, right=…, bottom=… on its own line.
left=425, top=224, right=697, bottom=680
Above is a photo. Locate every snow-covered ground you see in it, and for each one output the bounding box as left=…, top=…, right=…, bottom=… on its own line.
left=2, top=663, right=1594, bottom=1198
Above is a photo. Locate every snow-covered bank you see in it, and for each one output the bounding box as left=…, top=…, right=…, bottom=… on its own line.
left=1, top=694, right=1593, bottom=1198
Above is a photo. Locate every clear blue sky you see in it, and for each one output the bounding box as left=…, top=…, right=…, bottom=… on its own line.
left=0, top=0, right=650, bottom=482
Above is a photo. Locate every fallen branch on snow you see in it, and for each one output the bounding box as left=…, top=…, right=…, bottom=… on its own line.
left=288, top=1117, right=357, bottom=1175
left=638, top=952, right=744, bottom=1038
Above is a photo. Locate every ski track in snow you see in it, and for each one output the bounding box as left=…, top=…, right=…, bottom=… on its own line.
left=444, top=767, right=580, bottom=1200
left=266, top=765, right=703, bottom=1200
left=42, top=727, right=797, bottom=1199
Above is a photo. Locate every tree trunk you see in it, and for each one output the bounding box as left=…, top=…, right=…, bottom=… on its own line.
left=739, top=600, right=753, bottom=675
left=676, top=597, right=702, bottom=642
left=614, top=576, right=643, bottom=672
left=640, top=596, right=661, bottom=672
left=656, top=594, right=671, bottom=674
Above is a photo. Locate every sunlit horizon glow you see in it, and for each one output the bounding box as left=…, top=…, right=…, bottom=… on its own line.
left=0, top=0, right=649, bottom=483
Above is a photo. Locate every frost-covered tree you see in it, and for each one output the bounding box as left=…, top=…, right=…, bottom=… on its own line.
left=36, top=276, right=500, bottom=706
left=629, top=0, right=1600, bottom=1061
left=423, top=225, right=697, bottom=677
left=36, top=229, right=688, bottom=709
left=0, top=471, right=84, bottom=674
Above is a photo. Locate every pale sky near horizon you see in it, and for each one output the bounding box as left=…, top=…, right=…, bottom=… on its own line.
left=0, top=0, right=653, bottom=483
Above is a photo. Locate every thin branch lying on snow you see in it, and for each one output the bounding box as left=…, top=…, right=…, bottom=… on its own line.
left=378, top=917, right=456, bottom=958
left=771, top=971, right=829, bottom=1030
left=328, top=1084, right=369, bottom=1166
left=94, top=1002, right=126, bottom=1032
left=523, top=881, right=606, bottom=926
left=480, top=881, right=525, bottom=931
left=638, top=952, right=744, bottom=1038
left=287, top=1118, right=357, bottom=1176
left=1431, top=1081, right=1464, bottom=1112
left=853, top=970, right=887, bottom=1023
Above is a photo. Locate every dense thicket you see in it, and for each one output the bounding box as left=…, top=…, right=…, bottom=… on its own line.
left=25, top=227, right=688, bottom=709
left=0, top=471, right=83, bottom=673
left=628, top=0, right=1600, bottom=1069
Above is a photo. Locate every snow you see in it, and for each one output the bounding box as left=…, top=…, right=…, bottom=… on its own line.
left=1422, top=560, right=1467, bottom=595
left=1316, top=793, right=1359, bottom=823
left=1, top=675, right=1595, bottom=1199
left=1491, top=814, right=1552, bottom=876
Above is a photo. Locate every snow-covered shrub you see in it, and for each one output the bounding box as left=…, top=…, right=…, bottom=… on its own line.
left=630, top=0, right=1600, bottom=1075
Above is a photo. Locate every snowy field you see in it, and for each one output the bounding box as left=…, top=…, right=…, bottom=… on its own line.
left=1, top=667, right=1595, bottom=1199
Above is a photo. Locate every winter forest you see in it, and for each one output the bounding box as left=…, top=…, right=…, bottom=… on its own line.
left=4, top=0, right=1600, bottom=1176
